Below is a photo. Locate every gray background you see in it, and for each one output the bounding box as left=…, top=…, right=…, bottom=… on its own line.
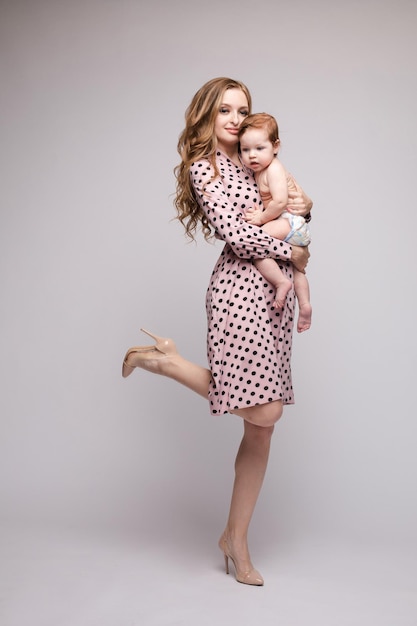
left=1, top=0, right=416, bottom=624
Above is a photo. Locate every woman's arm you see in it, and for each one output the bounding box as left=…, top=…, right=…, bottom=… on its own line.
left=191, top=159, right=291, bottom=262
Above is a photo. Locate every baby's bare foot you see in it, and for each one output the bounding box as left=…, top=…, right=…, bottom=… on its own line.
left=297, top=303, right=312, bottom=332
left=273, top=279, right=292, bottom=309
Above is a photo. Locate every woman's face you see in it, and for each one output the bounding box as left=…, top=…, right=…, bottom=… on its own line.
left=214, top=88, right=249, bottom=155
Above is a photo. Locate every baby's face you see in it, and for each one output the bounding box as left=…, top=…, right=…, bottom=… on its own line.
left=240, top=128, right=277, bottom=172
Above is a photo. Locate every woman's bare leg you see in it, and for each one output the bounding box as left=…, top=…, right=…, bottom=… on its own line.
left=220, top=421, right=274, bottom=566
left=124, top=336, right=283, bottom=583
left=155, top=354, right=213, bottom=398
left=123, top=338, right=212, bottom=398
left=219, top=404, right=282, bottom=582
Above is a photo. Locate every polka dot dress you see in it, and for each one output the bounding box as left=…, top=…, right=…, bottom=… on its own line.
left=191, top=151, right=295, bottom=416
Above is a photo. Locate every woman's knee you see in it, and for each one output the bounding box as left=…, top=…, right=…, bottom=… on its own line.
left=233, top=400, right=283, bottom=428
left=255, top=400, right=283, bottom=427
left=244, top=421, right=275, bottom=442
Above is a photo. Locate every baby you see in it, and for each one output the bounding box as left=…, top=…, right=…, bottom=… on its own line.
left=239, top=113, right=312, bottom=332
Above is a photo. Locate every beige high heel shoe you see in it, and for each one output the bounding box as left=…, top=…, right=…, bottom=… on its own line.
left=219, top=536, right=264, bottom=586
left=122, top=328, right=177, bottom=378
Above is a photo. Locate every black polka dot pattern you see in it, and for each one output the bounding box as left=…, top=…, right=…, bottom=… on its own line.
left=191, top=152, right=295, bottom=415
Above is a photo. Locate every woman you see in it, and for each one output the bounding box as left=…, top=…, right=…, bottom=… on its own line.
left=122, top=78, right=312, bottom=586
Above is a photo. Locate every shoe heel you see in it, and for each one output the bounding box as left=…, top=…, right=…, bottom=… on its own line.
left=224, top=553, right=229, bottom=575
left=140, top=328, right=176, bottom=356
left=140, top=328, right=158, bottom=341
left=122, top=329, right=178, bottom=378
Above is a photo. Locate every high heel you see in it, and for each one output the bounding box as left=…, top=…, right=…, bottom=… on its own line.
left=122, top=328, right=177, bottom=378
left=219, top=537, right=264, bottom=586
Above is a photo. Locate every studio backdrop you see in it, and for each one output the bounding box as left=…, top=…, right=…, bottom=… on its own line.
left=0, top=0, right=416, bottom=549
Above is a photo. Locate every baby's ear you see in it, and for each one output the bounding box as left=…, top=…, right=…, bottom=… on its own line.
left=274, top=139, right=280, bottom=154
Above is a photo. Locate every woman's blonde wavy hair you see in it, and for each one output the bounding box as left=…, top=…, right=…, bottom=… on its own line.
left=174, top=77, right=252, bottom=240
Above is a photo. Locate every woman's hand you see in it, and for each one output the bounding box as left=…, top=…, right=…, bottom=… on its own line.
left=291, top=245, right=310, bottom=273
left=286, top=174, right=313, bottom=217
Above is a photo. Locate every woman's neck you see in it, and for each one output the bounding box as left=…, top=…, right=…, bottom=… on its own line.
left=218, top=146, right=240, bottom=165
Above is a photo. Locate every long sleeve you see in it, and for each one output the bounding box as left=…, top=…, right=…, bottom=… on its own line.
left=190, top=156, right=292, bottom=261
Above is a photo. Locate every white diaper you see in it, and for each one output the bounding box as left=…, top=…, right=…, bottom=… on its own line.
left=282, top=211, right=311, bottom=247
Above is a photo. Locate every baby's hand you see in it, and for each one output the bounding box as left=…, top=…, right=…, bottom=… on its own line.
left=244, top=207, right=264, bottom=226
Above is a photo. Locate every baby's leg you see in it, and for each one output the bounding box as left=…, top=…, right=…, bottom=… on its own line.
left=263, top=217, right=311, bottom=326
left=254, top=258, right=292, bottom=309
left=262, top=216, right=291, bottom=241
left=293, top=269, right=312, bottom=332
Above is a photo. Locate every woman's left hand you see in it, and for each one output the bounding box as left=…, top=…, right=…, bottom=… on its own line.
left=286, top=174, right=313, bottom=217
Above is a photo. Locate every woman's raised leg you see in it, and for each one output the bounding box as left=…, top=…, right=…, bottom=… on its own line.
left=122, top=329, right=212, bottom=397
left=123, top=330, right=284, bottom=424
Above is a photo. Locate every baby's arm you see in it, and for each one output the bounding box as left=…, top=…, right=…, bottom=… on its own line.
left=262, top=158, right=288, bottom=219
left=245, top=158, right=288, bottom=226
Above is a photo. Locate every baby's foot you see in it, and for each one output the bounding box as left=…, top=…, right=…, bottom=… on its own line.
left=297, top=303, right=312, bottom=332
left=273, top=278, right=292, bottom=309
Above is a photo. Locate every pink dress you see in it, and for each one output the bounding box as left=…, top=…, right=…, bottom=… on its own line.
left=190, top=151, right=295, bottom=416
